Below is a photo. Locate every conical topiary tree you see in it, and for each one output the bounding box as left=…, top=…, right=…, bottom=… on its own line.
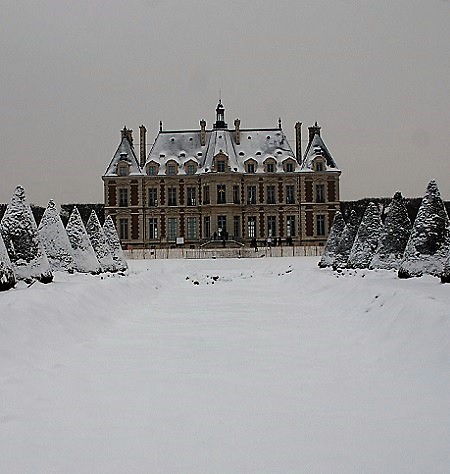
left=103, top=215, right=128, bottom=272
left=333, top=210, right=359, bottom=270
left=85, top=211, right=116, bottom=272
left=0, top=231, right=16, bottom=291
left=0, top=186, right=53, bottom=283
left=348, top=202, right=383, bottom=269
left=65, top=207, right=101, bottom=274
left=370, top=192, right=412, bottom=270
left=38, top=200, right=76, bottom=273
left=398, top=180, right=450, bottom=278
left=318, top=211, right=345, bottom=268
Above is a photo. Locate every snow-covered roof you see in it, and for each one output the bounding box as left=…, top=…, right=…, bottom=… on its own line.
left=301, top=133, right=338, bottom=171
left=104, top=133, right=143, bottom=177
left=145, top=128, right=297, bottom=175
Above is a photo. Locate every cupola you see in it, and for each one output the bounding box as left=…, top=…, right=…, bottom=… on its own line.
left=213, top=100, right=228, bottom=129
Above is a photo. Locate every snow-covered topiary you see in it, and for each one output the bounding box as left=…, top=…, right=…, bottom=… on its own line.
left=318, top=211, right=345, bottom=268
left=65, top=207, right=101, bottom=274
left=398, top=180, right=450, bottom=279
left=348, top=202, right=383, bottom=269
left=333, top=210, right=359, bottom=269
left=85, top=211, right=116, bottom=272
left=103, top=215, right=128, bottom=272
left=38, top=200, right=76, bottom=272
left=370, top=192, right=412, bottom=270
left=0, top=231, right=16, bottom=291
left=0, top=186, right=53, bottom=283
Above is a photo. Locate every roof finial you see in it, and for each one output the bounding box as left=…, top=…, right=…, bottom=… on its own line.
left=278, top=117, right=282, bottom=130
left=159, top=121, right=163, bottom=132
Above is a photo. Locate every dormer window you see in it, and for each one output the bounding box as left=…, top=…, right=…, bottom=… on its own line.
left=166, top=161, right=178, bottom=176
left=186, top=163, right=196, bottom=175
left=245, top=160, right=257, bottom=174
left=217, top=160, right=225, bottom=172
left=147, top=165, right=156, bottom=176
left=118, top=164, right=128, bottom=176
left=264, top=158, right=276, bottom=173
left=285, top=162, right=294, bottom=172
left=315, top=160, right=325, bottom=172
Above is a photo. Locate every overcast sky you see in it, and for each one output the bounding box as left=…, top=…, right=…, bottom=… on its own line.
left=1, top=0, right=449, bottom=206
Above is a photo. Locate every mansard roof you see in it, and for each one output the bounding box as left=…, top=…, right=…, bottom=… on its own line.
left=104, top=132, right=143, bottom=177
left=145, top=127, right=297, bottom=175
left=301, top=132, right=339, bottom=171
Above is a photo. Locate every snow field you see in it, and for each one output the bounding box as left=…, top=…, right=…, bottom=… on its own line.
left=0, top=257, right=449, bottom=473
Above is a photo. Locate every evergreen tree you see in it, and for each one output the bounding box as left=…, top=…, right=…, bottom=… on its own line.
left=318, top=211, right=345, bottom=268
left=0, top=186, right=53, bottom=283
left=103, top=215, right=128, bottom=272
left=38, top=200, right=76, bottom=272
left=370, top=192, right=412, bottom=270
left=0, top=231, right=15, bottom=291
left=66, top=207, right=101, bottom=274
left=85, top=211, right=116, bottom=272
left=347, top=202, right=383, bottom=269
left=333, top=210, right=359, bottom=269
left=398, top=180, right=450, bottom=278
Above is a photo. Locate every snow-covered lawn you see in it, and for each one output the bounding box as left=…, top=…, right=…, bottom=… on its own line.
left=1, top=257, right=449, bottom=473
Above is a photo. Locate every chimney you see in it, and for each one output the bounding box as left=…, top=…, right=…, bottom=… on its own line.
left=308, top=121, right=321, bottom=144
left=139, top=125, right=147, bottom=168
left=295, top=122, right=302, bottom=161
left=200, top=119, right=206, bottom=146
left=234, top=118, right=240, bottom=145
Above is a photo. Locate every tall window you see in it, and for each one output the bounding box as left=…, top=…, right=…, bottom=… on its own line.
left=148, top=188, right=158, bottom=207
left=119, top=218, right=129, bottom=240
left=217, top=160, right=225, bottom=172
left=315, top=161, right=324, bottom=172
left=316, top=184, right=325, bottom=203
left=217, top=185, right=226, bottom=204
left=168, top=187, right=177, bottom=206
left=267, top=216, right=276, bottom=237
left=286, top=216, right=296, bottom=237
left=217, top=216, right=227, bottom=236
left=187, top=187, right=196, bottom=206
left=247, top=185, right=256, bottom=205
left=203, top=185, right=210, bottom=204
left=168, top=218, right=178, bottom=241
left=316, top=215, right=326, bottom=236
left=148, top=218, right=158, bottom=239
left=233, top=185, right=240, bottom=204
left=233, top=216, right=241, bottom=239
left=286, top=185, right=295, bottom=204
left=119, top=188, right=128, bottom=207
left=267, top=185, right=276, bottom=204
left=204, top=216, right=211, bottom=239
left=187, top=217, right=198, bottom=240
left=247, top=216, right=256, bottom=238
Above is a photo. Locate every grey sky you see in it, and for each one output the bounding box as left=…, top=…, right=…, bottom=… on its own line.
left=1, top=0, right=449, bottom=206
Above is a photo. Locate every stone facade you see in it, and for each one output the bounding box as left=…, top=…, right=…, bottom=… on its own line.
left=102, top=103, right=341, bottom=248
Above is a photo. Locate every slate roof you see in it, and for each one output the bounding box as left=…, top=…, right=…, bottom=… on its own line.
left=104, top=134, right=143, bottom=177
left=301, top=132, right=339, bottom=171
left=145, top=127, right=298, bottom=175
